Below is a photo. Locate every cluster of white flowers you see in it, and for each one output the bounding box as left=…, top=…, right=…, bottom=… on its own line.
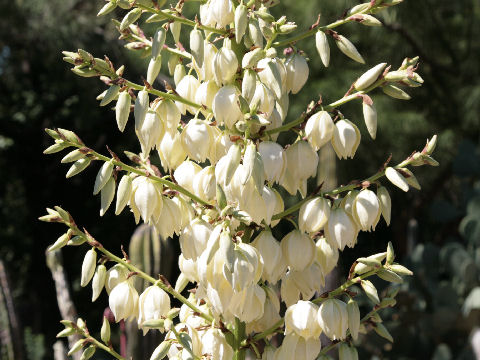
left=47, top=0, right=440, bottom=359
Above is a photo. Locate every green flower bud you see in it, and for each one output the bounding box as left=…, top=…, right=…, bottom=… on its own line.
left=67, top=235, right=86, bottom=246
left=101, top=316, right=111, bottom=344
left=151, top=28, right=166, bottom=59
left=100, top=85, right=120, bottom=106
left=61, top=149, right=84, bottom=164
left=56, top=327, right=76, bottom=338
left=80, top=345, right=96, bottom=360
left=355, top=63, right=387, bottom=91
left=66, top=158, right=91, bottom=178
left=347, top=299, right=361, bottom=341
left=426, top=135, right=437, bottom=155
left=385, top=167, right=409, bottom=192
left=97, top=1, right=117, bottom=17
left=48, top=233, right=69, bottom=252
left=399, top=168, right=421, bottom=190
left=92, top=264, right=107, bottom=301
left=115, top=175, right=133, bottom=215
left=120, top=8, right=142, bottom=31
left=386, top=241, right=395, bottom=264
left=388, top=263, right=413, bottom=276
left=357, top=257, right=382, bottom=268
left=361, top=279, right=380, bottom=304
left=71, top=66, right=98, bottom=78
left=382, top=84, right=411, bottom=100
left=67, top=339, right=85, bottom=356
left=44, top=141, right=68, bottom=154
left=373, top=323, right=394, bottom=342
left=170, top=21, right=181, bottom=44
left=377, top=268, right=403, bottom=283
left=150, top=340, right=172, bottom=360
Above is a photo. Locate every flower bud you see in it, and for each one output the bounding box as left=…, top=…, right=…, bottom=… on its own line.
left=174, top=63, right=185, bottom=86
left=97, top=1, right=116, bottom=17
left=305, top=111, right=335, bottom=151
left=61, top=149, right=85, bottom=163
left=66, top=158, right=91, bottom=178
left=377, top=268, right=403, bottom=283
left=209, top=129, right=233, bottom=165
left=338, top=344, right=358, bottom=360
left=242, top=48, right=265, bottom=69
left=316, top=31, right=330, bottom=67
left=382, top=84, right=411, bottom=100
left=48, top=233, right=69, bottom=252
left=137, top=110, right=164, bottom=155
left=151, top=28, right=166, bottom=59
left=361, top=279, right=380, bottom=304
left=285, top=300, right=322, bottom=339
left=150, top=340, right=172, bottom=360
left=120, top=8, right=142, bottom=31
left=188, top=28, right=204, bottom=67
left=363, top=101, right=377, bottom=139
left=170, top=21, right=181, bottom=44
left=400, top=168, right=421, bottom=190
left=248, top=286, right=281, bottom=334
left=285, top=53, right=309, bottom=94
left=99, top=85, right=120, bottom=107
left=299, top=197, right=331, bottom=234
left=373, top=186, right=389, bottom=227
left=115, top=91, right=131, bottom=132
left=212, top=85, right=243, bottom=129
left=81, top=248, right=97, bottom=287
left=195, top=80, right=219, bottom=114
left=200, top=328, right=234, bottom=360
left=250, top=81, right=275, bottom=118
left=80, top=345, right=96, bottom=360
left=193, top=166, right=217, bottom=202
left=335, top=34, right=365, bottom=64
left=315, top=237, right=339, bottom=275
left=373, top=323, right=394, bottom=343
left=258, top=141, right=286, bottom=183
left=355, top=63, right=387, bottom=91
left=281, top=230, right=315, bottom=271
left=100, top=316, right=111, bottom=344
left=352, top=189, right=381, bottom=231
left=281, top=141, right=318, bottom=197
left=180, top=218, right=213, bottom=260
left=248, top=17, right=264, bottom=48
left=181, top=119, right=215, bottom=162
left=68, top=339, right=85, bottom=356
left=235, top=4, right=248, bottom=43
left=93, top=160, right=114, bottom=195
left=385, top=167, right=409, bottom=192
left=325, top=208, right=358, bottom=250
left=331, top=119, right=361, bottom=159
left=347, top=299, right=360, bottom=340
left=342, top=190, right=359, bottom=215
left=109, top=280, right=139, bottom=322
left=213, top=47, right=238, bottom=86
left=92, top=264, right=106, bottom=301
left=175, top=75, right=200, bottom=115
left=157, top=131, right=186, bottom=171
left=138, top=285, right=171, bottom=334
left=210, top=0, right=234, bottom=28
left=115, top=175, right=133, bottom=215
left=257, top=57, right=286, bottom=100
left=134, top=90, right=149, bottom=131
left=147, top=56, right=162, bottom=84
left=317, top=299, right=348, bottom=340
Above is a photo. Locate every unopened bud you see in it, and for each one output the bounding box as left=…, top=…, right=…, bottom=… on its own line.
left=44, top=141, right=68, bottom=155
left=315, top=31, right=330, bottom=67
left=388, top=263, right=413, bottom=276
left=66, top=158, right=91, bottom=178
left=373, top=323, right=394, bottom=342
left=361, top=279, right=380, bottom=304
left=347, top=299, right=361, bottom=341
left=115, top=91, right=131, bottom=132
left=170, top=21, right=181, bottom=44
left=355, top=63, right=387, bottom=91
left=150, top=340, right=172, bottom=360
left=235, top=4, right=248, bottom=44
left=335, top=35, right=365, bottom=64
left=363, top=101, right=377, bottom=140
left=190, top=28, right=204, bottom=67
left=151, top=28, right=166, bottom=59
left=385, top=167, right=409, bottom=192
left=386, top=241, right=395, bottom=264
left=101, top=316, right=111, bottom=344
left=115, top=175, right=133, bottom=215
left=92, top=264, right=106, bottom=301
left=80, top=248, right=97, bottom=287
left=426, top=135, right=437, bottom=155
left=120, top=8, right=142, bottom=31
left=147, top=56, right=162, bottom=84
left=97, top=2, right=117, bottom=16
left=93, top=160, right=114, bottom=195
left=56, top=327, right=76, bottom=338
left=382, top=84, right=411, bottom=100
left=67, top=339, right=85, bottom=356
left=377, top=269, right=403, bottom=283
left=100, top=85, right=120, bottom=106
left=80, top=345, right=96, bottom=360
left=248, top=18, right=264, bottom=48
left=48, top=233, right=69, bottom=252
left=379, top=297, right=397, bottom=308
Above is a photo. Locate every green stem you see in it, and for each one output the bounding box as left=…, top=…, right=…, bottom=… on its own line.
left=86, top=335, right=125, bottom=360
left=273, top=5, right=375, bottom=48
left=75, top=228, right=214, bottom=323
left=233, top=318, right=246, bottom=360
left=240, top=319, right=284, bottom=347
left=69, top=144, right=210, bottom=206
left=312, top=269, right=378, bottom=305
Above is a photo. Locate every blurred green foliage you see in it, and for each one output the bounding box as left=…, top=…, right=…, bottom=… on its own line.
left=0, top=0, right=479, bottom=359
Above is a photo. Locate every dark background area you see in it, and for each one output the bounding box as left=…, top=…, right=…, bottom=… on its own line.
left=0, top=0, right=479, bottom=359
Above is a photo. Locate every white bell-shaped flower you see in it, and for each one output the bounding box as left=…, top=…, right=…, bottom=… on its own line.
left=285, top=53, right=309, bottom=94
left=131, top=176, right=163, bottom=223
left=274, top=334, right=321, bottom=360
left=289, top=262, right=325, bottom=300
left=179, top=254, right=199, bottom=282
left=225, top=242, right=263, bottom=292
left=105, top=264, right=129, bottom=294
left=258, top=141, right=287, bottom=183
left=195, top=80, right=219, bottom=114
left=172, top=196, right=195, bottom=229
left=247, top=286, right=281, bottom=334
left=180, top=218, right=213, bottom=260
left=202, top=41, right=218, bottom=81
left=209, top=130, right=234, bottom=165
left=252, top=230, right=286, bottom=284
left=250, top=81, right=275, bottom=118
left=137, top=110, right=164, bottom=156
left=137, top=285, right=170, bottom=334
left=193, top=166, right=216, bottom=202
left=175, top=74, right=200, bottom=114
left=262, top=186, right=279, bottom=226
left=315, top=237, right=339, bottom=276
left=325, top=207, right=358, bottom=250
left=305, top=111, right=335, bottom=151
left=210, top=0, right=234, bottom=28
left=213, top=47, right=238, bottom=86
left=181, top=119, right=215, bottom=162
left=257, top=57, right=287, bottom=99
left=352, top=189, right=381, bottom=231
left=157, top=130, right=186, bottom=172
left=212, top=85, right=243, bottom=129
left=153, top=196, right=182, bottom=239
left=342, top=190, right=359, bottom=216
left=285, top=300, right=322, bottom=339
left=280, top=141, right=318, bottom=197
left=317, top=298, right=349, bottom=340
left=201, top=328, right=234, bottom=360
left=299, top=197, right=331, bottom=234
left=281, top=230, right=315, bottom=271
left=332, top=119, right=361, bottom=159
left=228, top=284, right=266, bottom=323
left=109, top=280, right=139, bottom=322
left=174, top=160, right=203, bottom=193
left=154, top=99, right=181, bottom=135
left=263, top=108, right=283, bottom=142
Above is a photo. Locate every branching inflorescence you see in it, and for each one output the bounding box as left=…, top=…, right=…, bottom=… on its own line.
left=42, top=0, right=438, bottom=359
